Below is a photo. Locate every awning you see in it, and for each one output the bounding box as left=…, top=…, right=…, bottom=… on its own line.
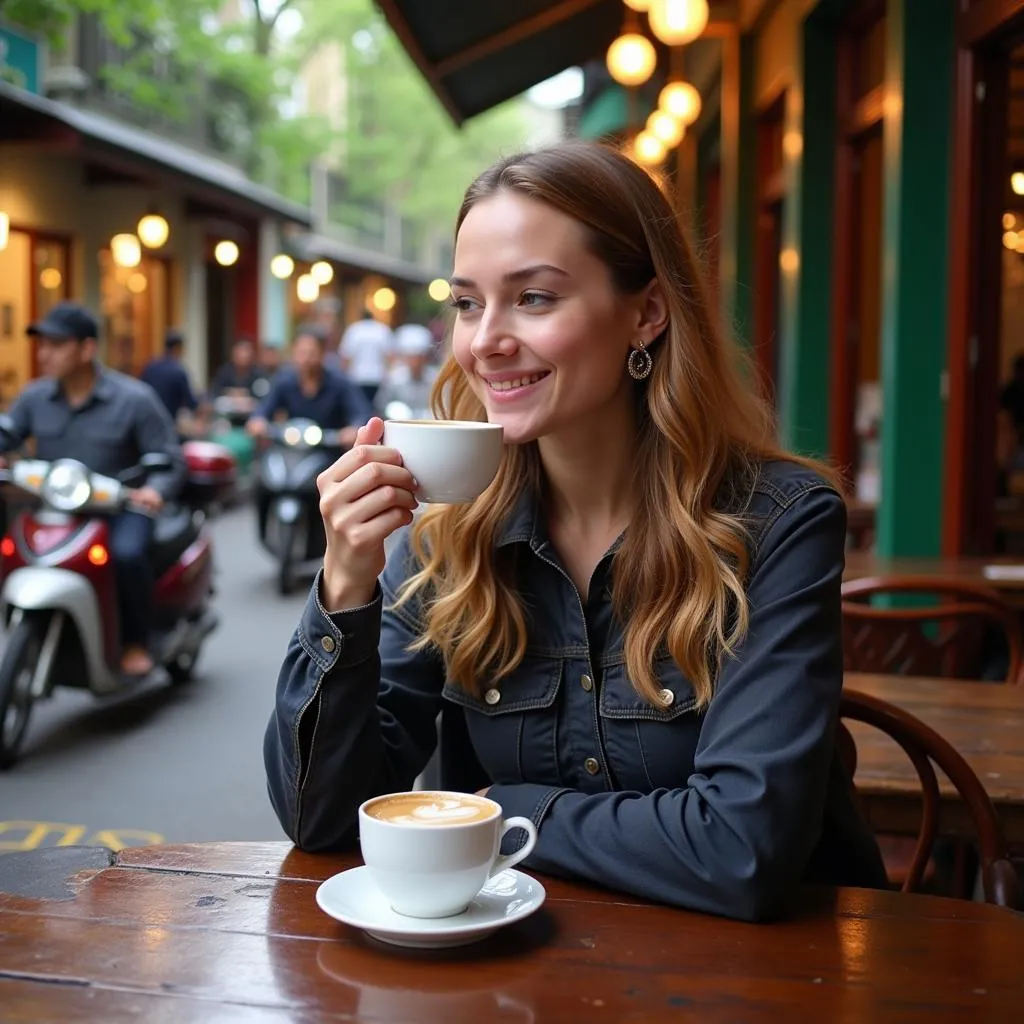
left=0, top=81, right=311, bottom=226
left=375, top=0, right=624, bottom=124
left=375, top=0, right=735, bottom=125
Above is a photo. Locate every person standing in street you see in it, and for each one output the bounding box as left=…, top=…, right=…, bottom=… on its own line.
left=339, top=310, right=393, bottom=406
left=141, top=329, right=200, bottom=434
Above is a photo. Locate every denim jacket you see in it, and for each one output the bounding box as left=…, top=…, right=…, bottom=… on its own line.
left=264, top=459, right=887, bottom=921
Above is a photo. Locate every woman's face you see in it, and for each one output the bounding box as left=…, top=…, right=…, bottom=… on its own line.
left=450, top=191, right=651, bottom=446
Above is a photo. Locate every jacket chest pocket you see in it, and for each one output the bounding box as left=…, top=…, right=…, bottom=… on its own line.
left=598, top=657, right=703, bottom=792
left=442, top=657, right=563, bottom=786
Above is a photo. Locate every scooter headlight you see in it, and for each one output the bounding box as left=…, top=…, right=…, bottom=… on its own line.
left=303, top=425, right=323, bottom=447
left=42, top=460, right=92, bottom=511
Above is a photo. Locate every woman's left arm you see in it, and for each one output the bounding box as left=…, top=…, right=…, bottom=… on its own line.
left=487, top=485, right=847, bottom=922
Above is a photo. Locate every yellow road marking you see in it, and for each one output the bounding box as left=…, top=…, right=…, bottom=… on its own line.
left=0, top=821, right=164, bottom=852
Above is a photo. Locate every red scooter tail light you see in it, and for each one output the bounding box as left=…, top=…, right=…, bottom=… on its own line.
left=88, top=544, right=109, bottom=566
left=0, top=536, right=14, bottom=558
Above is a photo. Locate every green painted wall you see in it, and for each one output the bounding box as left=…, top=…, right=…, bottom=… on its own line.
left=776, top=15, right=837, bottom=458
left=875, top=0, right=954, bottom=557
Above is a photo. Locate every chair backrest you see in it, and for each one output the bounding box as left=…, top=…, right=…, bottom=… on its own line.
left=841, top=575, right=1023, bottom=684
left=839, top=689, right=1020, bottom=908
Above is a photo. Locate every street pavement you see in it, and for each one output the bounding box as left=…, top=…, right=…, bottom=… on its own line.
left=0, top=503, right=309, bottom=853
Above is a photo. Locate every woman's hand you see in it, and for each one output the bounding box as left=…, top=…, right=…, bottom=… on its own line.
left=317, top=417, right=418, bottom=611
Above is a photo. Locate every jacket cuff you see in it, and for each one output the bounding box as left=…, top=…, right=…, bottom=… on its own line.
left=296, top=569, right=383, bottom=674
left=488, top=783, right=570, bottom=852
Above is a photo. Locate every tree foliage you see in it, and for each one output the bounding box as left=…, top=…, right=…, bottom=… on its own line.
left=1, top=0, right=535, bottom=228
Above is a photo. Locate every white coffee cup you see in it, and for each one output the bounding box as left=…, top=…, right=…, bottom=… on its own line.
left=358, top=790, right=537, bottom=919
left=381, top=419, right=503, bottom=503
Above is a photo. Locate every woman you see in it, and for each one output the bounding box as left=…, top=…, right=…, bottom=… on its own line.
left=264, top=142, right=887, bottom=921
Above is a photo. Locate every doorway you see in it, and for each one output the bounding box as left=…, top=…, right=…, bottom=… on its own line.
left=947, top=6, right=1024, bottom=555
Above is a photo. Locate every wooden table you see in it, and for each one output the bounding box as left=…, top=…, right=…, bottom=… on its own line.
left=843, top=551, right=1024, bottom=593
left=1, top=842, right=1022, bottom=1021
left=844, top=673, right=1024, bottom=844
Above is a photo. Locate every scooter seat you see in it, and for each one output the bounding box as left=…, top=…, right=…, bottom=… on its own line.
left=150, top=507, right=200, bottom=577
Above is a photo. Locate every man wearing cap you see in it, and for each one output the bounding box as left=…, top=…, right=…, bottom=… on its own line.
left=0, top=302, right=186, bottom=678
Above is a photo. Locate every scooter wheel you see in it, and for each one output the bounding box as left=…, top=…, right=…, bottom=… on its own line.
left=167, top=650, right=199, bottom=686
left=0, top=617, right=44, bottom=769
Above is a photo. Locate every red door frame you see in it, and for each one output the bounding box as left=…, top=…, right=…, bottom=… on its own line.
left=753, top=93, right=785, bottom=403
left=828, top=1, right=886, bottom=487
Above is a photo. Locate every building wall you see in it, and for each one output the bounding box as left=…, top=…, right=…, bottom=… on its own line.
left=0, top=146, right=208, bottom=387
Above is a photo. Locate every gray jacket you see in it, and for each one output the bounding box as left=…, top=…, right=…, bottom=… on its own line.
left=264, top=459, right=887, bottom=921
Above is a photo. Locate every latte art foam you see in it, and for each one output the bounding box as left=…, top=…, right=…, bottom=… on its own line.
left=365, top=792, right=495, bottom=826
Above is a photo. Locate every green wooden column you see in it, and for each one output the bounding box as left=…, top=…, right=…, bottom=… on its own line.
left=875, top=0, right=954, bottom=557
left=776, top=14, right=838, bottom=457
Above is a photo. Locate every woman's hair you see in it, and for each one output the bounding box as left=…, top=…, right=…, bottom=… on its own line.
left=395, top=141, right=833, bottom=708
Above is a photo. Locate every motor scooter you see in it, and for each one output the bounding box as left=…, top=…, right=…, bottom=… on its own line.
left=0, top=453, right=219, bottom=768
left=208, top=393, right=257, bottom=500
left=255, top=418, right=346, bottom=595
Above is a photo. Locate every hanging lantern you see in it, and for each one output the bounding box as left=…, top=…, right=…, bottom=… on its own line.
left=606, top=32, right=657, bottom=87
left=310, top=260, right=334, bottom=286
left=428, top=278, right=451, bottom=301
left=647, top=110, right=685, bottom=149
left=648, top=0, right=709, bottom=47
left=372, top=286, right=397, bottom=312
left=270, top=254, right=295, bottom=279
left=110, top=233, right=142, bottom=269
left=659, top=80, right=702, bottom=126
left=633, top=131, right=667, bottom=168
left=137, top=213, right=169, bottom=249
left=296, top=274, right=319, bottom=303
left=214, top=240, right=240, bottom=267
left=39, top=268, right=63, bottom=290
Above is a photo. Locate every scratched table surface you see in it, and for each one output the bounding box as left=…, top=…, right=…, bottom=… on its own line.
left=1, top=842, right=1023, bottom=1021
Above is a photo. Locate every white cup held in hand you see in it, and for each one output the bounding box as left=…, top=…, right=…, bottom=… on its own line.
left=381, top=419, right=503, bottom=503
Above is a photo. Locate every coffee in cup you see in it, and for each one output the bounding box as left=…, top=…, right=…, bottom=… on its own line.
left=364, top=792, right=497, bottom=826
left=381, top=419, right=503, bottom=503
left=358, top=790, right=537, bottom=918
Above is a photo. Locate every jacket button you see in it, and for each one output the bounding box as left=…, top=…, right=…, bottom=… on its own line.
left=580, top=674, right=593, bottom=692
left=484, top=688, right=501, bottom=705
left=659, top=688, right=674, bottom=707
left=321, top=636, right=336, bottom=653
left=584, top=757, right=600, bottom=776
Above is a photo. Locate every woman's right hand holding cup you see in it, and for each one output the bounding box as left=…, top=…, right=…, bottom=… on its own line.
left=317, top=417, right=418, bottom=611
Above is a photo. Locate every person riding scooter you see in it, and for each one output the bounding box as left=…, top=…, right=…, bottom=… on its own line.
left=0, top=302, right=186, bottom=678
left=246, top=326, right=372, bottom=593
left=246, top=326, right=372, bottom=442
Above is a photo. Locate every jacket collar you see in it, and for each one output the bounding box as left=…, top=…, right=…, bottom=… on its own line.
left=495, top=487, right=541, bottom=548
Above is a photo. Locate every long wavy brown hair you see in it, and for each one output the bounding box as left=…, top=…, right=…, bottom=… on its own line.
left=394, top=142, right=833, bottom=708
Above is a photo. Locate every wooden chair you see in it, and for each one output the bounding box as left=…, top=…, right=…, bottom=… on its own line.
left=842, top=575, right=1023, bottom=684
left=839, top=689, right=1020, bottom=909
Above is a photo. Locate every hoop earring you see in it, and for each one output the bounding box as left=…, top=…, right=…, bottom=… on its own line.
left=627, top=342, right=653, bottom=381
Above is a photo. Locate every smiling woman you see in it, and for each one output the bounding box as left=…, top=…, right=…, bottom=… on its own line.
left=265, top=140, right=888, bottom=923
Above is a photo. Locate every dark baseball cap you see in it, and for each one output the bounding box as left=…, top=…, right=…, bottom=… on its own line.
left=26, top=302, right=98, bottom=342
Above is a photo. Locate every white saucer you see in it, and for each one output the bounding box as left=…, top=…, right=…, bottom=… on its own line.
left=315, top=865, right=546, bottom=949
